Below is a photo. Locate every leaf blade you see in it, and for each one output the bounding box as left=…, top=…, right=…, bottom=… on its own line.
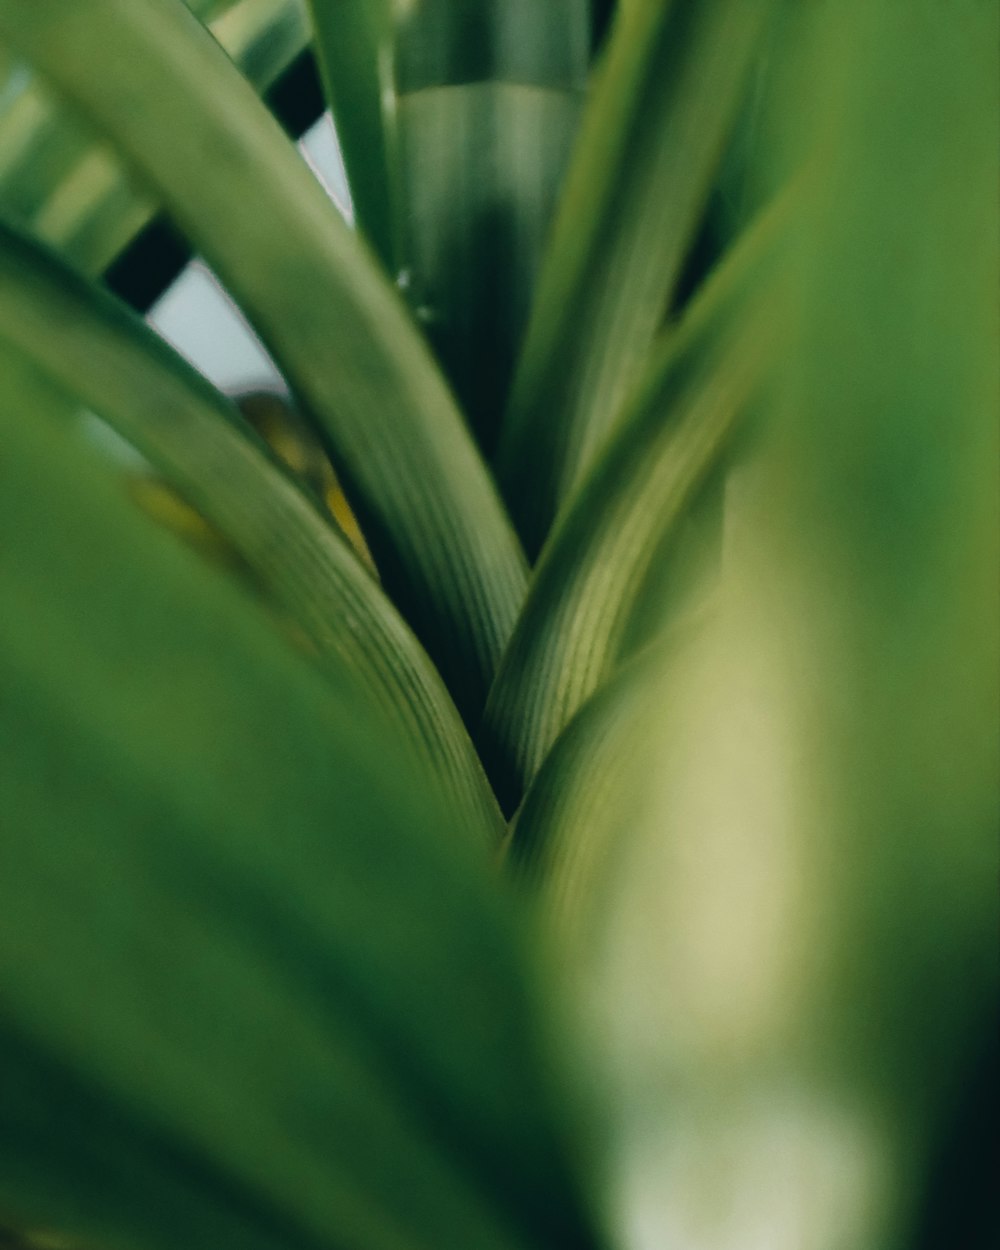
left=482, top=198, right=790, bottom=809
left=0, top=0, right=528, bottom=723
left=0, top=350, right=601, bottom=1250
left=0, top=0, right=311, bottom=276
left=306, top=0, right=398, bottom=271
left=393, top=0, right=590, bottom=453
left=496, top=0, right=776, bottom=557
left=0, top=220, right=504, bottom=842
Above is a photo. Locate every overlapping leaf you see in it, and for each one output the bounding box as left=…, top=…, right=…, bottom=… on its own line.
left=528, top=5, right=999, bottom=1246
left=393, top=0, right=590, bottom=454
left=0, top=349, right=602, bottom=1250
left=496, top=0, right=776, bottom=557
left=482, top=198, right=790, bottom=810
left=0, top=0, right=528, bottom=725
left=0, top=0, right=310, bottom=276
left=0, top=221, right=504, bottom=842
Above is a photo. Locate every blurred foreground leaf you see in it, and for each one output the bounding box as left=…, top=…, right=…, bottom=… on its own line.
left=0, top=351, right=601, bottom=1250
left=547, top=3, right=999, bottom=1246
left=0, top=0, right=310, bottom=275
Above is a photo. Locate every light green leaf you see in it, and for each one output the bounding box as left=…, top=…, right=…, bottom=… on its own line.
left=496, top=0, right=776, bottom=557
left=482, top=197, right=790, bottom=810
left=394, top=0, right=589, bottom=454
left=0, top=220, right=504, bottom=843
left=564, top=3, right=999, bottom=1245
left=0, top=0, right=528, bottom=724
left=0, top=0, right=310, bottom=276
left=0, top=350, right=602, bottom=1250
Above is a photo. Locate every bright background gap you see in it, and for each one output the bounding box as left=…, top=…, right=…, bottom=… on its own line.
left=147, top=113, right=351, bottom=394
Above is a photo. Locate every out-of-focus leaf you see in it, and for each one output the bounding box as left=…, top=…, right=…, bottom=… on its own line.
left=0, top=221, right=504, bottom=842
left=482, top=199, right=790, bottom=811
left=562, top=3, right=999, bottom=1245
left=0, top=0, right=310, bottom=276
left=395, top=0, right=590, bottom=455
left=306, top=0, right=397, bottom=271
left=0, top=0, right=528, bottom=726
left=496, top=0, right=776, bottom=558
left=0, top=348, right=602, bottom=1250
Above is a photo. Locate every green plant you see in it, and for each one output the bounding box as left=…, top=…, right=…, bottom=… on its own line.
left=0, top=2, right=996, bottom=1249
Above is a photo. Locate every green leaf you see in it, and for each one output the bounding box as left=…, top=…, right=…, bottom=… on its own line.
left=481, top=197, right=790, bottom=811
left=0, top=349, right=602, bottom=1250
left=562, top=3, right=999, bottom=1244
left=306, top=0, right=399, bottom=272
left=496, top=0, right=776, bottom=557
left=395, top=0, right=590, bottom=455
left=0, top=0, right=528, bottom=724
left=0, top=0, right=310, bottom=276
left=0, top=220, right=504, bottom=843
left=507, top=636, right=677, bottom=954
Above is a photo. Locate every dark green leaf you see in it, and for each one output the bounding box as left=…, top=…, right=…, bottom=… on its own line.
left=0, top=348, right=601, bottom=1250
left=306, top=0, right=399, bottom=272
left=396, top=0, right=589, bottom=453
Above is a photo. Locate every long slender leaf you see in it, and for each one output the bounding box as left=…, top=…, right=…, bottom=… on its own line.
left=0, top=0, right=310, bottom=276
left=0, top=348, right=602, bottom=1250
left=496, top=0, right=775, bottom=557
left=569, top=3, right=999, bottom=1244
left=306, top=0, right=398, bottom=271
left=481, top=199, right=790, bottom=810
left=0, top=0, right=528, bottom=724
left=0, top=221, right=503, bottom=842
left=394, top=0, right=590, bottom=455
